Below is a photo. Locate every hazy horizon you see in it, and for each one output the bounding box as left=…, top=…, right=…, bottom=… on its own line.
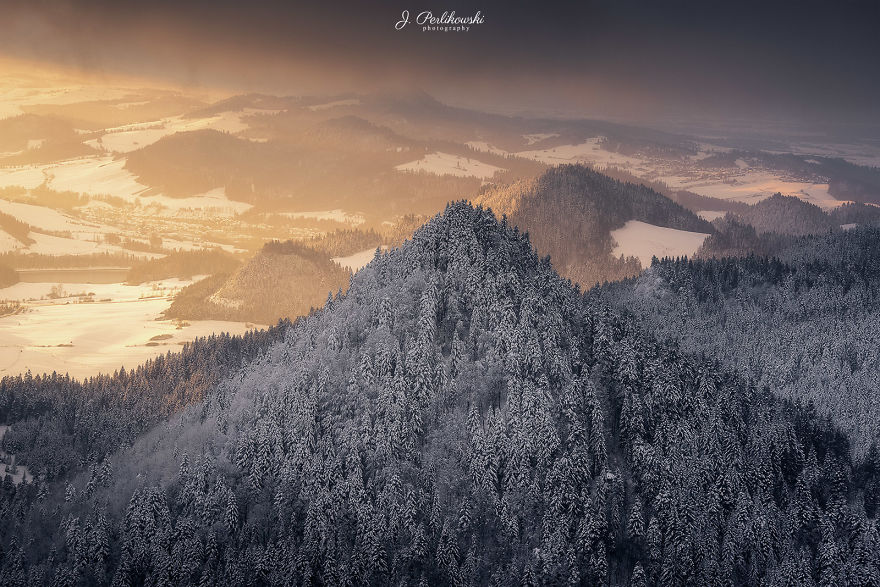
left=2, top=0, right=879, bottom=129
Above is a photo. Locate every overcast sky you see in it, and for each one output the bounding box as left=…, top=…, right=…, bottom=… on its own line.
left=3, top=0, right=879, bottom=125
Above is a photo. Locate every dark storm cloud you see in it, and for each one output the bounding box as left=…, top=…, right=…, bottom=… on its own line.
left=2, top=0, right=879, bottom=124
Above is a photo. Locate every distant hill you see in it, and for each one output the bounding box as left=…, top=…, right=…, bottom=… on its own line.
left=124, top=128, right=484, bottom=218
left=0, top=114, right=78, bottom=152
left=182, top=92, right=295, bottom=118
left=697, top=197, right=880, bottom=259
left=829, top=201, right=880, bottom=226
left=0, top=114, right=96, bottom=165
left=165, top=240, right=350, bottom=323
left=124, top=129, right=267, bottom=198
left=477, top=164, right=713, bottom=285
left=20, top=92, right=207, bottom=130
left=697, top=215, right=793, bottom=259
left=300, top=115, right=416, bottom=152
left=729, top=193, right=835, bottom=235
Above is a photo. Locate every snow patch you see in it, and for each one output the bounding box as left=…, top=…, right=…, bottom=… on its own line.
left=517, top=138, right=643, bottom=168
left=523, top=133, right=559, bottom=145
left=277, top=209, right=365, bottom=226
left=139, top=187, right=252, bottom=216
left=0, top=296, right=257, bottom=379
left=85, top=109, right=281, bottom=154
left=307, top=98, right=361, bottom=111
left=0, top=157, right=252, bottom=215
left=0, top=199, right=114, bottom=234
left=332, top=247, right=386, bottom=272
left=395, top=152, right=504, bottom=179
left=611, top=221, right=710, bottom=267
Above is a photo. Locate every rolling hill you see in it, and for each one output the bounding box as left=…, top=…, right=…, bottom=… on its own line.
left=477, top=164, right=714, bottom=285
left=729, top=193, right=836, bottom=236
left=164, top=239, right=350, bottom=324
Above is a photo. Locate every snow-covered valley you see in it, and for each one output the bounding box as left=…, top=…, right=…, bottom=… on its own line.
left=0, top=273, right=259, bottom=379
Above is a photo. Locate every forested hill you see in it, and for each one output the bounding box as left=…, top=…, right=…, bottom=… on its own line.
left=164, top=239, right=351, bottom=324
left=695, top=199, right=880, bottom=260
left=4, top=202, right=879, bottom=585
left=729, top=193, right=835, bottom=236
left=477, top=164, right=713, bottom=286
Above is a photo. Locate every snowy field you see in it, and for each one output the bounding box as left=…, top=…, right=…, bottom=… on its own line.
left=0, top=157, right=253, bottom=216
left=690, top=143, right=734, bottom=161
left=523, top=133, right=559, bottom=145
left=0, top=198, right=113, bottom=234
left=31, top=232, right=158, bottom=257
left=0, top=226, right=161, bottom=258
left=0, top=276, right=259, bottom=379
left=84, top=109, right=280, bottom=154
left=307, top=98, right=361, bottom=111
left=278, top=209, right=366, bottom=226
left=660, top=172, right=840, bottom=209
left=396, top=152, right=504, bottom=179
left=0, top=156, right=149, bottom=198
left=141, top=187, right=253, bottom=216
left=611, top=221, right=710, bottom=267
left=332, top=246, right=386, bottom=271
left=0, top=276, right=195, bottom=303
left=0, top=230, right=21, bottom=252
left=517, top=138, right=643, bottom=168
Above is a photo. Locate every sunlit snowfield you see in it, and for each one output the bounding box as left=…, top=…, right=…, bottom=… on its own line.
left=611, top=221, right=710, bottom=266
left=0, top=273, right=259, bottom=378
left=395, top=151, right=504, bottom=179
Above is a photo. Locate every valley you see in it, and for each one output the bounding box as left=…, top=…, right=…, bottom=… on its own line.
left=0, top=78, right=878, bottom=381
